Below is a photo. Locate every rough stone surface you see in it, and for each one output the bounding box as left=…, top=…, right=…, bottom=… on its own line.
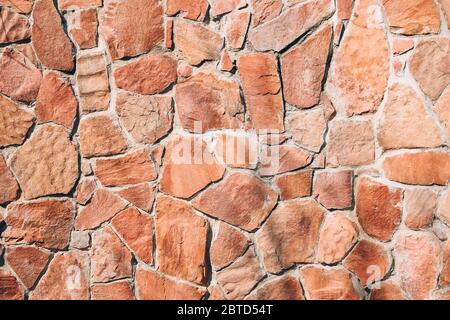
left=224, top=10, right=250, bottom=50
left=0, top=155, right=19, bottom=205
left=249, top=0, right=283, bottom=27
left=0, top=95, right=33, bottom=147
left=92, top=281, right=135, bottom=300
left=68, top=8, right=98, bottom=49
left=437, top=190, right=450, bottom=226
left=60, top=0, right=102, bottom=10
left=211, top=223, right=250, bottom=270
left=404, top=189, right=437, bottom=230
left=166, top=0, right=208, bottom=21
left=260, top=145, right=313, bottom=176
left=288, top=106, right=328, bottom=152
left=116, top=183, right=155, bottom=212
left=0, top=0, right=33, bottom=13
left=274, top=170, right=312, bottom=201
left=0, top=6, right=30, bottom=44
left=313, top=170, right=353, bottom=210
left=441, top=241, right=450, bottom=287
left=246, top=275, right=305, bottom=300
left=370, top=281, right=406, bottom=300
left=0, top=269, right=23, bottom=300
left=11, top=124, right=79, bottom=199
left=435, top=86, right=450, bottom=135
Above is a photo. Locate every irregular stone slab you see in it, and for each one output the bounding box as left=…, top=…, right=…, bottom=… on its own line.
left=382, top=0, right=440, bottom=35
left=100, top=0, right=164, bottom=60
left=327, top=120, right=375, bottom=167
left=116, top=183, right=155, bottom=212
left=79, top=115, right=127, bottom=157
left=437, top=190, right=450, bottom=226
left=11, top=125, right=79, bottom=199
left=313, top=170, right=353, bottom=210
left=193, top=172, right=277, bottom=232
left=0, top=6, right=30, bottom=44
left=356, top=177, right=402, bottom=241
left=3, top=199, right=75, bottom=249
left=59, top=0, right=102, bottom=10
left=404, top=189, right=437, bottom=230
left=383, top=152, right=450, bottom=186
left=95, top=149, right=157, bottom=187
left=281, top=24, right=332, bottom=109
left=136, top=267, right=206, bottom=300
left=257, top=199, right=325, bottom=273
left=288, top=107, right=328, bottom=152
left=91, top=281, right=135, bottom=300
left=70, top=231, right=90, bottom=250
left=392, top=38, right=414, bottom=55
left=0, top=155, right=19, bottom=205
left=224, top=10, right=250, bottom=50
left=343, top=240, right=391, bottom=286
left=35, top=72, right=77, bottom=129
left=238, top=52, right=284, bottom=131
left=0, top=0, right=33, bottom=13
left=91, top=226, right=132, bottom=283
left=274, top=170, right=312, bottom=201
left=211, top=223, right=250, bottom=270
left=370, top=281, right=407, bottom=300
left=160, top=136, right=225, bottom=199
left=441, top=241, right=450, bottom=287
left=176, top=72, right=243, bottom=133
left=300, top=266, right=361, bottom=300
left=394, top=231, right=441, bottom=300
left=317, top=212, right=358, bottom=264
left=0, top=49, right=42, bottom=103
left=379, top=84, right=443, bottom=150
left=155, top=195, right=209, bottom=285
left=249, top=0, right=283, bottom=27
left=166, top=0, right=208, bottom=21
left=174, top=19, right=223, bottom=65
left=116, top=92, right=173, bottom=144
left=217, top=248, right=264, bottom=300
left=248, top=0, right=334, bottom=52
left=409, top=38, right=450, bottom=100
left=0, top=95, right=33, bottom=147
left=246, top=275, right=305, bottom=300
left=327, top=0, right=389, bottom=116
left=13, top=43, right=39, bottom=67
left=210, top=0, right=246, bottom=16
left=5, top=246, right=50, bottom=289
left=260, top=145, right=312, bottom=176
left=112, top=208, right=154, bottom=264
left=435, top=86, right=450, bottom=135
left=75, top=178, right=96, bottom=205
left=76, top=50, right=110, bottom=113
left=32, top=0, right=74, bottom=71
left=30, top=251, right=89, bottom=300
left=75, top=189, right=127, bottom=230
left=114, top=54, right=177, bottom=95
left=0, top=269, right=23, bottom=300
left=68, top=8, right=98, bottom=49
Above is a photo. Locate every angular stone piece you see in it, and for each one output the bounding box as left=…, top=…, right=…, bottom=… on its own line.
left=224, top=10, right=250, bottom=50
left=404, top=189, right=437, bottom=230
left=211, top=223, right=250, bottom=270
left=370, top=281, right=406, bottom=300
left=166, top=0, right=208, bottom=21
left=0, top=269, right=23, bottom=300
left=249, top=0, right=282, bottom=27
left=288, top=107, right=327, bottom=153
left=246, top=275, right=305, bottom=300
left=274, top=170, right=312, bottom=201
left=210, top=0, right=246, bottom=17
left=257, top=199, right=325, bottom=273
left=0, top=0, right=33, bottom=13
left=193, top=172, right=277, bottom=232
left=0, top=95, right=33, bottom=147
left=437, top=190, right=450, bottom=226
left=313, top=170, right=353, bottom=210
left=60, top=0, right=102, bottom=10
left=92, top=281, right=135, bottom=300
left=0, top=155, right=19, bottom=205
left=75, top=178, right=97, bottom=205
left=116, top=183, right=155, bottom=212
left=68, top=8, right=98, bottom=49
left=435, top=86, right=450, bottom=135
left=441, top=241, right=450, bottom=287
left=0, top=6, right=30, bottom=44
left=260, top=145, right=313, bottom=176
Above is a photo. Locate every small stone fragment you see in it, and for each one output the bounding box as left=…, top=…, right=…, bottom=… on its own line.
left=0, top=6, right=30, bottom=44
left=166, top=0, right=208, bottom=21
left=70, top=231, right=91, bottom=249
left=60, top=0, right=102, bottom=10
left=92, top=281, right=135, bottom=300
left=313, top=170, right=353, bottom=210
left=0, top=155, right=19, bottom=205
left=68, top=8, right=98, bottom=49
left=249, top=0, right=282, bottom=27
left=211, top=223, right=250, bottom=270
left=259, top=145, right=312, bottom=176
left=0, top=269, right=23, bottom=300
left=246, top=275, right=305, bottom=300
left=210, top=0, right=247, bottom=17
left=224, top=10, right=250, bottom=50
left=75, top=178, right=97, bottom=205
left=404, top=189, right=437, bottom=230
left=116, top=183, right=155, bottom=212
left=274, top=170, right=312, bottom=201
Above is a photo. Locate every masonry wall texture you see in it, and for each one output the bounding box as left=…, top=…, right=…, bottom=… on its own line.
left=0, top=0, right=449, bottom=300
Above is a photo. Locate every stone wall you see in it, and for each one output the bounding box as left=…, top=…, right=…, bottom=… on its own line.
left=0, top=0, right=449, bottom=300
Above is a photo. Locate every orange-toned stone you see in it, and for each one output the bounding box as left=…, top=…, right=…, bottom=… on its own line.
left=116, top=92, right=173, bottom=145
left=317, top=212, right=358, bottom=264
left=177, top=62, right=193, bottom=78
left=440, top=241, right=450, bottom=287
left=281, top=24, right=332, bottom=109
left=249, top=0, right=282, bottom=27
left=59, top=0, right=102, bottom=10
left=379, top=84, right=443, bottom=150
left=211, top=223, right=250, bottom=270
left=288, top=106, right=328, bottom=152
left=75, top=189, right=127, bottom=230
left=70, top=231, right=90, bottom=250
left=136, top=267, right=206, bottom=300
left=208, top=285, right=226, bottom=300
left=112, top=208, right=154, bottom=264
left=246, top=275, right=305, bottom=300
left=370, top=281, right=406, bottom=300
left=151, top=144, right=165, bottom=167
left=437, top=190, right=450, bottom=226
left=100, top=0, right=164, bottom=60
left=343, top=240, right=390, bottom=286
left=156, top=195, right=209, bottom=285
left=409, top=38, right=450, bottom=100
left=0, top=6, right=30, bottom=44
left=176, top=72, right=244, bottom=133
left=313, top=170, right=353, bottom=210
left=392, top=38, right=414, bottom=55
left=92, top=281, right=135, bottom=300
left=95, top=149, right=157, bottom=187
left=260, top=145, right=312, bottom=176
left=193, top=172, right=277, bottom=232
left=0, top=95, right=33, bottom=147
left=328, top=0, right=389, bottom=116
left=35, top=72, right=77, bottom=129
left=443, top=0, right=450, bottom=28
left=382, top=0, right=440, bottom=35
left=0, top=0, right=33, bottom=13
left=166, top=0, right=208, bottom=21
left=0, top=155, right=19, bottom=205
left=160, top=136, right=225, bottom=199
left=3, top=199, right=75, bottom=249
left=114, top=54, right=177, bottom=95
left=248, top=0, right=334, bottom=52
left=13, top=43, right=39, bottom=67
left=404, top=189, right=437, bottom=230
left=91, top=227, right=132, bottom=282
left=224, top=10, right=250, bottom=50
left=79, top=115, right=127, bottom=158
left=238, top=52, right=284, bottom=131
left=435, top=86, right=450, bottom=135
left=327, top=120, right=375, bottom=167
left=257, top=199, right=325, bottom=273
left=275, top=170, right=312, bottom=201
left=116, top=183, right=155, bottom=212
left=219, top=50, right=234, bottom=72
left=356, top=177, right=402, bottom=241
left=75, top=178, right=96, bottom=205
left=5, top=246, right=50, bottom=289
left=217, top=248, right=264, bottom=300
left=11, top=125, right=79, bottom=199
left=32, top=0, right=74, bottom=71
left=210, top=0, right=246, bottom=16
left=393, top=231, right=441, bottom=300
left=300, top=266, right=361, bottom=300
left=165, top=19, right=173, bottom=49
left=0, top=49, right=42, bottom=103
left=68, top=8, right=98, bottom=49
left=174, top=19, right=223, bottom=65
left=0, top=269, right=23, bottom=300
left=213, top=133, right=257, bottom=168
left=30, top=251, right=89, bottom=300
left=383, top=152, right=450, bottom=186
